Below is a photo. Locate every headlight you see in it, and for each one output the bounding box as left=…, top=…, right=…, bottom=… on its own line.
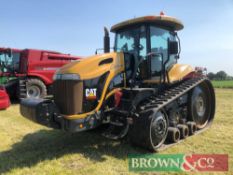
left=53, top=73, right=81, bottom=80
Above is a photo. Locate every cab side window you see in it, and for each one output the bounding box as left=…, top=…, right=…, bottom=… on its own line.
left=150, top=27, right=177, bottom=76
left=166, top=34, right=177, bottom=69
left=150, top=27, right=169, bottom=76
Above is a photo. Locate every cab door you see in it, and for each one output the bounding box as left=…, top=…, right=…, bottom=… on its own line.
left=148, top=26, right=170, bottom=84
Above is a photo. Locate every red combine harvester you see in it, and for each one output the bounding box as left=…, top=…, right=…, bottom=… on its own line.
left=0, top=47, right=81, bottom=99
left=0, top=86, right=10, bottom=110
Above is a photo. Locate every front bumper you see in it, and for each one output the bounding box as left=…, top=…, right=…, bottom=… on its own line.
left=20, top=98, right=100, bottom=132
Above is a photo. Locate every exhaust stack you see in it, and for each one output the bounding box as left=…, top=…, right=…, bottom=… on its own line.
left=104, top=27, right=110, bottom=53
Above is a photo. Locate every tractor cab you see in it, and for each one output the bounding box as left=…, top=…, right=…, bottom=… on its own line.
left=0, top=48, right=21, bottom=74
left=110, top=14, right=183, bottom=85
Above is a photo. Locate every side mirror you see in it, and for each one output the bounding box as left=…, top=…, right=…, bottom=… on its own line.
left=169, top=41, right=178, bottom=55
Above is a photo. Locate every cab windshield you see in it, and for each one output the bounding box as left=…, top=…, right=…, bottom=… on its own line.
left=114, top=26, right=147, bottom=59
left=0, top=52, right=20, bottom=73
left=114, top=25, right=178, bottom=81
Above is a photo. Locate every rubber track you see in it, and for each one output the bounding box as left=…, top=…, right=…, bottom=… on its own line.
left=135, top=76, right=210, bottom=151
left=139, top=77, right=207, bottom=113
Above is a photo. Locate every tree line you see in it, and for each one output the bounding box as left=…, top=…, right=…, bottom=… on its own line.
left=207, top=71, right=233, bottom=80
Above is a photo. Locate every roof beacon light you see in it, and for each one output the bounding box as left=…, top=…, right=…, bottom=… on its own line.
left=160, top=11, right=165, bottom=16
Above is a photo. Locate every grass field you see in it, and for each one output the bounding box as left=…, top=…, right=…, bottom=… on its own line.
left=0, top=89, right=233, bottom=175
left=212, top=80, right=233, bottom=88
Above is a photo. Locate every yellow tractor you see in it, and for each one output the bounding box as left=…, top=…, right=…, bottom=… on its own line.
left=20, top=13, right=215, bottom=151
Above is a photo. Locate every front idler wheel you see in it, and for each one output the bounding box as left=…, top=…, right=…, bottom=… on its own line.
left=150, top=111, right=168, bottom=148
left=129, top=110, right=168, bottom=151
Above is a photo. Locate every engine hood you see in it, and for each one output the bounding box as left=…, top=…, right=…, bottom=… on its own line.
left=57, top=52, right=124, bottom=80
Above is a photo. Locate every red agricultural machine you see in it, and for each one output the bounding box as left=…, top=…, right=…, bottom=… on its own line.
left=0, top=86, right=10, bottom=110
left=0, top=47, right=81, bottom=99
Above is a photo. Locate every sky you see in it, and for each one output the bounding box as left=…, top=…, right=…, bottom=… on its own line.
left=0, top=0, right=233, bottom=75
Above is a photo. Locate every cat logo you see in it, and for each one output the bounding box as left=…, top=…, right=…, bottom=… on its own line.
left=85, top=88, right=97, bottom=100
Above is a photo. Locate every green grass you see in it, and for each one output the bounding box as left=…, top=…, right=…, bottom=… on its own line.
left=0, top=89, right=233, bottom=175
left=212, top=80, right=233, bottom=88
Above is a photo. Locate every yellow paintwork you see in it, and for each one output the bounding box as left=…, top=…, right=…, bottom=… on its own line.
left=143, top=64, right=194, bottom=84
left=143, top=77, right=168, bottom=84
left=58, top=52, right=122, bottom=80
left=168, top=64, right=194, bottom=83
left=59, top=52, right=125, bottom=120
left=111, top=15, right=184, bottom=32
left=60, top=59, right=193, bottom=120
left=57, top=15, right=191, bottom=120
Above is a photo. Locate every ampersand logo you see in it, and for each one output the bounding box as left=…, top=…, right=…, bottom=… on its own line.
left=182, top=154, right=228, bottom=172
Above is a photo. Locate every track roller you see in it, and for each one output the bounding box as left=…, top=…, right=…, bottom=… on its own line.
left=187, top=121, right=197, bottom=135
left=166, top=127, right=180, bottom=143
left=177, top=124, right=189, bottom=139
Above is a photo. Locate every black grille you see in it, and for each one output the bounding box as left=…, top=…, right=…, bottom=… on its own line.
left=53, top=80, right=83, bottom=115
